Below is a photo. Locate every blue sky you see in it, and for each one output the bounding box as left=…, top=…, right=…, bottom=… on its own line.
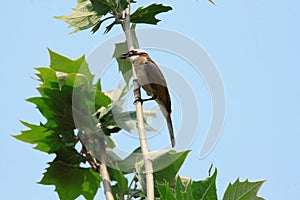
left=1, top=0, right=300, bottom=199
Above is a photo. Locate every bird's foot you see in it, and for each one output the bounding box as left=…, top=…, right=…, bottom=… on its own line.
left=133, top=97, right=155, bottom=105
left=133, top=97, right=143, bottom=105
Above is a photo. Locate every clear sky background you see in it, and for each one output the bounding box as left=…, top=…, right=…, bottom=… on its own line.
left=1, top=0, right=300, bottom=199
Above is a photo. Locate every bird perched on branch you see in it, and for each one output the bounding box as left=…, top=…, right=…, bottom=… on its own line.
left=121, top=49, right=175, bottom=147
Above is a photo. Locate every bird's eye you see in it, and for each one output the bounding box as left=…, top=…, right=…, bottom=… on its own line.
left=131, top=50, right=137, bottom=55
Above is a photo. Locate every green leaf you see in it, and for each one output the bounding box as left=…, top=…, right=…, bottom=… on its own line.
left=91, top=16, right=114, bottom=34
left=117, top=147, right=143, bottom=173
left=54, top=0, right=99, bottom=33
left=190, top=168, right=218, bottom=200
left=39, top=161, right=101, bottom=200
left=90, top=0, right=115, bottom=16
left=94, top=89, right=112, bottom=109
left=165, top=167, right=218, bottom=200
left=153, top=150, right=190, bottom=184
left=54, top=147, right=86, bottom=165
left=26, top=97, right=56, bottom=122
left=37, top=87, right=76, bottom=131
left=35, top=67, right=59, bottom=89
left=104, top=21, right=117, bottom=34
left=13, top=121, right=62, bottom=153
left=94, top=79, right=102, bottom=91
left=223, top=179, right=266, bottom=200
left=108, top=167, right=129, bottom=198
left=95, top=86, right=156, bottom=136
left=157, top=182, right=177, bottom=200
left=48, top=49, right=94, bottom=84
left=131, top=3, right=172, bottom=25
left=174, top=177, right=185, bottom=200
left=113, top=41, right=131, bottom=84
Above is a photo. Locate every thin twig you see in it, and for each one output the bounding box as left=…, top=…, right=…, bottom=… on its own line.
left=127, top=175, right=138, bottom=200
left=121, top=1, right=155, bottom=199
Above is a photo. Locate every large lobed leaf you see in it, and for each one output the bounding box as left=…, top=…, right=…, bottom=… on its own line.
left=55, top=0, right=99, bottom=34
left=48, top=48, right=94, bottom=83
left=55, top=1, right=173, bottom=34
left=15, top=49, right=159, bottom=199
left=39, top=161, right=101, bottom=200
left=157, top=167, right=218, bottom=200
left=13, top=121, right=62, bottom=153
left=189, top=168, right=218, bottom=200
left=223, top=179, right=265, bottom=200
left=14, top=49, right=114, bottom=200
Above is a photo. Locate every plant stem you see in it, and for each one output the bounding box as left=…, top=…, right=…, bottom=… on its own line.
left=98, top=135, right=114, bottom=200
left=121, top=1, right=155, bottom=199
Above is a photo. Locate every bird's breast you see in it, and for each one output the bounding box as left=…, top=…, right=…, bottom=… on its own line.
left=134, top=63, right=155, bottom=97
left=134, top=64, right=148, bottom=85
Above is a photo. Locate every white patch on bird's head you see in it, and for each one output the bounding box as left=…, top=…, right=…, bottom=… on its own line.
left=132, top=49, right=147, bottom=54
left=127, top=49, right=148, bottom=62
left=128, top=55, right=140, bottom=62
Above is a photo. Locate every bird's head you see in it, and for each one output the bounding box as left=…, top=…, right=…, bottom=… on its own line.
left=120, top=49, right=149, bottom=63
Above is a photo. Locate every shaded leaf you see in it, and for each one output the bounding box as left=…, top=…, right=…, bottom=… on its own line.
left=54, top=147, right=86, bottom=165
left=112, top=27, right=140, bottom=84
left=113, top=42, right=131, bottom=84
left=157, top=182, right=177, bottom=200
left=104, top=21, right=117, bottom=34
left=90, top=0, right=115, bottom=16
left=109, top=26, right=139, bottom=88
left=39, top=161, right=101, bottom=200
left=108, top=167, right=129, bottom=198
left=131, top=3, right=172, bottom=25
left=91, top=16, right=114, bottom=34
left=94, top=89, right=112, bottom=109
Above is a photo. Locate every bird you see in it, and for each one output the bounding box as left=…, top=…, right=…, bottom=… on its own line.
left=121, top=49, right=175, bottom=147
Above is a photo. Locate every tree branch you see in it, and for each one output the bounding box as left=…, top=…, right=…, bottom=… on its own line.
left=79, top=129, right=114, bottom=200
left=121, top=2, right=155, bottom=199
left=98, top=136, right=114, bottom=200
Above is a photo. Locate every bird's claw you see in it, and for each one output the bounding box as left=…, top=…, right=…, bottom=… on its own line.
left=133, top=97, right=143, bottom=105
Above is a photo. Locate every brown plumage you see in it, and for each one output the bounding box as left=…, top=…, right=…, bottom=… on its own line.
left=121, top=49, right=175, bottom=147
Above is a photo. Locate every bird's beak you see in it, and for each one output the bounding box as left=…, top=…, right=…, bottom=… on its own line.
left=120, top=52, right=129, bottom=59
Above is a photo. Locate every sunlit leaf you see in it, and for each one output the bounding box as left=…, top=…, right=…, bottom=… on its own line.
left=223, top=179, right=265, bottom=200
left=54, top=0, right=99, bottom=33
left=13, top=121, right=62, bottom=153
left=48, top=49, right=93, bottom=84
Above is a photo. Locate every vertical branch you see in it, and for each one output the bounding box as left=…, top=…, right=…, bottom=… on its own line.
left=98, top=136, right=114, bottom=200
left=121, top=2, right=155, bottom=200
left=80, top=129, right=114, bottom=200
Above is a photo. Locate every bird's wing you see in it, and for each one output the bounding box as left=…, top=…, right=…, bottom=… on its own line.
left=143, top=61, right=172, bottom=114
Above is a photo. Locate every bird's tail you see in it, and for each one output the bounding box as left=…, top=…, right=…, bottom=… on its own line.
left=166, top=114, right=175, bottom=147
